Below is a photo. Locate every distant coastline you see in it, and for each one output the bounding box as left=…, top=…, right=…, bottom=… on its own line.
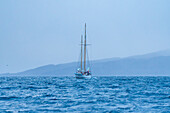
left=1, top=49, right=170, bottom=76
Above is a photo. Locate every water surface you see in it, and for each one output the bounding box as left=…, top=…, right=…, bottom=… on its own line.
left=0, top=76, right=169, bottom=112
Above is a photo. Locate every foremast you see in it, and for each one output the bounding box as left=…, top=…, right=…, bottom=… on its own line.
left=81, top=35, right=83, bottom=71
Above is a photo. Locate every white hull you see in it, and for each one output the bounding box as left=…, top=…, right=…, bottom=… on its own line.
left=75, top=73, right=91, bottom=79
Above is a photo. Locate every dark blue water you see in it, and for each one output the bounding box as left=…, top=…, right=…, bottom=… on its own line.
left=0, top=76, right=169, bottom=112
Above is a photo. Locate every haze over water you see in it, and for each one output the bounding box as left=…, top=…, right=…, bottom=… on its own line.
left=0, top=76, right=169, bottom=112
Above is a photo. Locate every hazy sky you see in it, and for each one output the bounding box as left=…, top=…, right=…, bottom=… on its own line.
left=0, top=0, right=170, bottom=73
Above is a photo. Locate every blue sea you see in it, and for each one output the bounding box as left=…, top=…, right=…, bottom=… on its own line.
left=0, top=76, right=169, bottom=112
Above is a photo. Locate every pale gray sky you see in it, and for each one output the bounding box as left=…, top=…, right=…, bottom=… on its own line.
left=0, top=0, right=170, bottom=73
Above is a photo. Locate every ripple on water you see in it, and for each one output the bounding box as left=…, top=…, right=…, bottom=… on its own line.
left=0, top=76, right=169, bottom=112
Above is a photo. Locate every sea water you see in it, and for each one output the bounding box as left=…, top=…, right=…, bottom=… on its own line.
left=0, top=76, right=169, bottom=112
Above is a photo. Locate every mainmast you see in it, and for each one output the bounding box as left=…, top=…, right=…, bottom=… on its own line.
left=81, top=35, right=83, bottom=71
left=84, top=23, right=86, bottom=72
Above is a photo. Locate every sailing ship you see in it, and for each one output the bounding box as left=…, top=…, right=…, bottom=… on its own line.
left=75, top=23, right=92, bottom=79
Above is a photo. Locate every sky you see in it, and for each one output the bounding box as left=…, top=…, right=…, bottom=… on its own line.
left=0, top=0, right=170, bottom=73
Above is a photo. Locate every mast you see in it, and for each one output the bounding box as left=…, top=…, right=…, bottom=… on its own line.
left=81, top=35, right=83, bottom=71
left=84, top=23, right=86, bottom=72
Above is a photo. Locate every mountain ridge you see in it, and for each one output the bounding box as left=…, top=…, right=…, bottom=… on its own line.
left=1, top=49, right=170, bottom=76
